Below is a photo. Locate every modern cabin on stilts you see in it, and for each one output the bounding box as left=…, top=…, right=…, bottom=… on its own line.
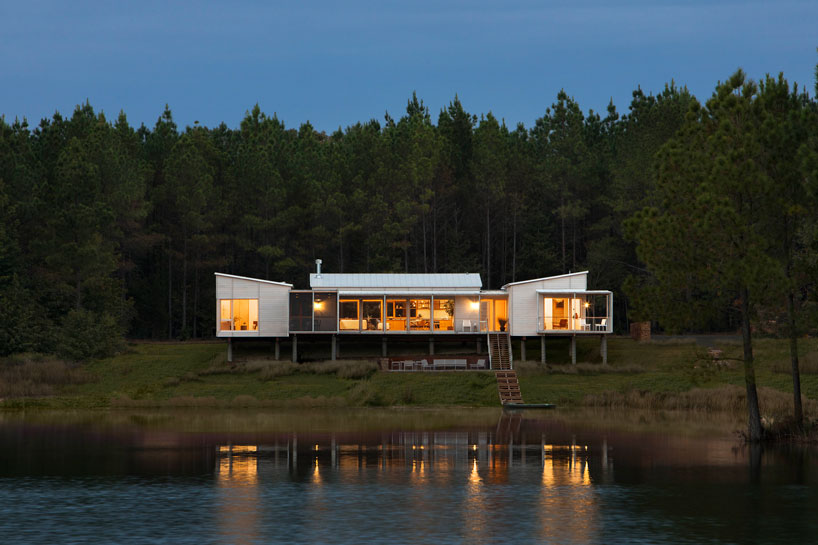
left=216, top=260, right=613, bottom=372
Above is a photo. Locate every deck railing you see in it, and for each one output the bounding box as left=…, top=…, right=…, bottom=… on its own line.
left=537, top=316, right=609, bottom=332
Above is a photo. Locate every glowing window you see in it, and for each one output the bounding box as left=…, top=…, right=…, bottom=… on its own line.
left=219, top=299, right=258, bottom=331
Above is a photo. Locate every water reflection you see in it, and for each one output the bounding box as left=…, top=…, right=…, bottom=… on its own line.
left=1, top=409, right=818, bottom=545
left=216, top=445, right=259, bottom=545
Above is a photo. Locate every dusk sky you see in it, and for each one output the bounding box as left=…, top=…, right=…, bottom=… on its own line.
left=2, top=0, right=816, bottom=132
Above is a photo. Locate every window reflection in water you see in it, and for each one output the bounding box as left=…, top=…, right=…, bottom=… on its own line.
left=217, top=445, right=260, bottom=545
left=212, top=431, right=599, bottom=544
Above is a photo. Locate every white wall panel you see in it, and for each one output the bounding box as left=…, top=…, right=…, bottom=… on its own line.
left=259, top=284, right=290, bottom=337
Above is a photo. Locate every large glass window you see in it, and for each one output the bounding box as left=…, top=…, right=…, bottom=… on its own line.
left=313, top=292, right=338, bottom=332
left=220, top=300, right=232, bottom=331
left=541, top=295, right=608, bottom=331
left=409, top=298, right=431, bottom=331
left=386, top=299, right=407, bottom=331
left=339, top=299, right=360, bottom=331
left=361, top=299, right=384, bottom=331
left=289, top=292, right=312, bottom=331
left=220, top=299, right=258, bottom=331
left=433, top=298, right=454, bottom=331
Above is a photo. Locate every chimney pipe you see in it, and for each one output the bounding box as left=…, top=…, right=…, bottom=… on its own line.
left=315, top=259, right=322, bottom=277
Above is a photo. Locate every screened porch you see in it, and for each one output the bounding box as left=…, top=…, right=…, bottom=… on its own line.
left=536, top=290, right=612, bottom=333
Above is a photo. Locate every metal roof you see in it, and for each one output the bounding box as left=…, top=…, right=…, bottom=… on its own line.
left=214, top=273, right=293, bottom=287
left=502, top=271, right=589, bottom=289
left=337, top=290, right=485, bottom=296
left=535, top=289, right=611, bottom=294
left=310, top=273, right=482, bottom=289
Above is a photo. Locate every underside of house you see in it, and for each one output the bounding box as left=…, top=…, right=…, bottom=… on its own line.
left=215, top=264, right=612, bottom=368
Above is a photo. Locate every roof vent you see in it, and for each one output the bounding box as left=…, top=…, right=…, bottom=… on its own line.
left=315, top=259, right=322, bottom=278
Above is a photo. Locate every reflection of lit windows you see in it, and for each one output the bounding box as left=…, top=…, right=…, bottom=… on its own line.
left=219, top=299, right=259, bottom=331
left=217, top=445, right=258, bottom=485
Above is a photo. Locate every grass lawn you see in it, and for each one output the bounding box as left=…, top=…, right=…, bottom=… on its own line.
left=2, top=336, right=816, bottom=415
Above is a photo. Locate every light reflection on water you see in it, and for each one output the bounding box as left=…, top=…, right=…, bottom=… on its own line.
left=1, top=409, right=817, bottom=544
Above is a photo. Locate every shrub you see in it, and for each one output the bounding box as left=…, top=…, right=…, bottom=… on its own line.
left=55, top=309, right=125, bottom=361
left=0, top=354, right=93, bottom=398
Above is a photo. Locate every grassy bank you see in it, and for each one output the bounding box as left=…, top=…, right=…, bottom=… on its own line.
left=1, top=336, right=817, bottom=418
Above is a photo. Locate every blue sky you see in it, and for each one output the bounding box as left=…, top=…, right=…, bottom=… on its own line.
left=2, top=0, right=816, bottom=132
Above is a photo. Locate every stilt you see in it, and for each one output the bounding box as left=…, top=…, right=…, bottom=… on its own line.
left=571, top=335, right=576, bottom=365
left=600, top=334, right=608, bottom=364
left=274, top=337, right=280, bottom=360
left=540, top=336, right=546, bottom=364
left=227, top=338, right=233, bottom=363
left=292, top=334, right=298, bottom=363
left=520, top=337, right=526, bottom=362
left=476, top=338, right=481, bottom=354
left=331, top=335, right=337, bottom=361
left=429, top=337, right=434, bottom=355
left=382, top=336, right=387, bottom=357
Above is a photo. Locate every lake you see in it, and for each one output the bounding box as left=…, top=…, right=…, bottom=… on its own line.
left=0, top=408, right=816, bottom=544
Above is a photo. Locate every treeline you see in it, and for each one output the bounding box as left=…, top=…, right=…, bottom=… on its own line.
left=0, top=72, right=814, bottom=360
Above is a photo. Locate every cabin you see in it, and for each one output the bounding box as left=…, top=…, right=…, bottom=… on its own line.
left=216, top=262, right=612, bottom=367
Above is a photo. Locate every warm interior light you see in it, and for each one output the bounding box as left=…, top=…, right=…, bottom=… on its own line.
left=470, top=301, right=480, bottom=310
left=314, top=301, right=324, bottom=311
left=584, top=302, right=590, bottom=308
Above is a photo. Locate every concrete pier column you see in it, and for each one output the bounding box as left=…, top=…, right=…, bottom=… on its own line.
left=571, top=335, right=577, bottom=365
left=331, top=335, right=337, bottom=361
left=520, top=337, right=526, bottom=362
left=540, top=336, right=546, bottom=364
left=227, top=338, right=233, bottom=363
left=292, top=334, right=298, bottom=363
left=600, top=335, right=608, bottom=364
left=476, top=337, right=481, bottom=354
left=274, top=338, right=280, bottom=360
left=429, top=337, right=435, bottom=355
left=382, top=336, right=387, bottom=357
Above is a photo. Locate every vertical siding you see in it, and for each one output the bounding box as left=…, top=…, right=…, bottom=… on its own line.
left=215, top=275, right=291, bottom=338
left=508, top=283, right=540, bottom=336
left=259, top=284, right=290, bottom=337
left=215, top=277, right=232, bottom=338
left=508, top=273, right=588, bottom=336
left=232, top=279, right=260, bottom=299
left=216, top=276, right=233, bottom=300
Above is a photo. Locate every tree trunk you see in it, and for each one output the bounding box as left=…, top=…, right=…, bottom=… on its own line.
left=167, top=242, right=173, bottom=339
left=511, top=206, right=517, bottom=282
left=193, top=262, right=199, bottom=338
left=572, top=214, right=577, bottom=271
left=740, top=286, right=763, bottom=442
left=787, top=288, right=803, bottom=427
left=560, top=195, right=566, bottom=272
left=181, top=234, right=188, bottom=336
left=485, top=204, right=491, bottom=288
left=432, top=199, right=437, bottom=272
left=422, top=212, right=428, bottom=273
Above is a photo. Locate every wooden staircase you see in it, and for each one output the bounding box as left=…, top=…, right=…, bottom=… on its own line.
left=489, top=333, right=523, bottom=405
left=488, top=333, right=512, bottom=370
